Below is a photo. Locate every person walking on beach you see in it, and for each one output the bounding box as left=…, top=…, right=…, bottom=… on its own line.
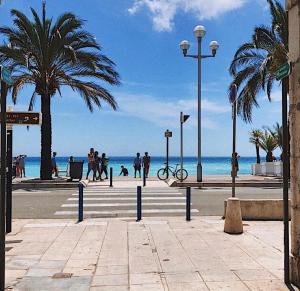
left=133, top=153, right=142, bottom=178
left=100, top=153, right=109, bottom=179
left=52, top=152, right=59, bottom=177
left=18, top=155, right=27, bottom=178
left=94, top=151, right=102, bottom=181
left=142, top=152, right=151, bottom=178
left=86, top=148, right=95, bottom=180
left=119, top=165, right=129, bottom=176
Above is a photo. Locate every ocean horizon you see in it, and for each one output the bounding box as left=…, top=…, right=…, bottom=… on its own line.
left=17, top=156, right=263, bottom=177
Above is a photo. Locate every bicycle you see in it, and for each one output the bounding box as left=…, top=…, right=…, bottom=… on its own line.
left=157, top=163, right=188, bottom=181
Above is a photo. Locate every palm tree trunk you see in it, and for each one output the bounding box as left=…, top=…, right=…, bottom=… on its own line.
left=40, top=93, right=52, bottom=180
left=255, top=144, right=260, bottom=164
left=287, top=1, right=300, bottom=286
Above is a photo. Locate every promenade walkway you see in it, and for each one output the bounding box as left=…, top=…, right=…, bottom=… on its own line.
left=5, top=217, right=288, bottom=290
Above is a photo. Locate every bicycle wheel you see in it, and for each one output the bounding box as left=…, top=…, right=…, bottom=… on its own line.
left=157, top=168, right=169, bottom=180
left=176, top=169, right=188, bottom=181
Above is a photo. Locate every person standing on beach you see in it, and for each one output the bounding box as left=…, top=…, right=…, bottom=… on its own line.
left=100, top=153, right=109, bottom=179
left=86, top=148, right=95, bottom=180
left=142, top=152, right=151, bottom=178
left=133, top=153, right=142, bottom=178
left=232, top=152, right=240, bottom=177
left=52, top=152, right=59, bottom=177
left=18, top=155, right=27, bottom=178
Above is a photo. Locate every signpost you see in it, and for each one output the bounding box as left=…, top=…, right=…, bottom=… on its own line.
left=0, top=65, right=11, bottom=291
left=275, top=62, right=291, bottom=81
left=0, top=112, right=41, bottom=125
left=180, top=112, right=190, bottom=182
left=164, top=130, right=172, bottom=179
left=229, top=83, right=238, bottom=198
left=274, top=61, right=291, bottom=283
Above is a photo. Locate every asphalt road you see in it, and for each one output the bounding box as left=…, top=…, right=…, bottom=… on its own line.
left=11, top=186, right=285, bottom=219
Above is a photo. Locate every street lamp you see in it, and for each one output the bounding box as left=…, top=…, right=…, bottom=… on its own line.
left=180, top=25, right=219, bottom=182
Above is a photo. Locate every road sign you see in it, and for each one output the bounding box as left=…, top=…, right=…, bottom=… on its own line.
left=0, top=66, right=13, bottom=86
left=165, top=130, right=172, bottom=138
left=0, top=112, right=41, bottom=125
left=275, top=62, right=291, bottom=81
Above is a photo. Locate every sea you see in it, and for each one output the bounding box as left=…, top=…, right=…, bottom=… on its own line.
left=20, top=156, right=259, bottom=177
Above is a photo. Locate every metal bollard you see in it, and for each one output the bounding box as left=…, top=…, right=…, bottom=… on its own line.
left=186, top=187, right=191, bottom=221
left=143, top=167, right=146, bottom=187
left=110, top=167, right=113, bottom=187
left=137, top=186, right=142, bottom=221
left=78, top=183, right=84, bottom=222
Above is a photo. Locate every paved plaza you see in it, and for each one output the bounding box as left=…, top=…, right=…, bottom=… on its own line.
left=5, top=216, right=289, bottom=291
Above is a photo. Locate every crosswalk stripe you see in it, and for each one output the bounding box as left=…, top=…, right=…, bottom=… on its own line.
left=55, top=209, right=199, bottom=215
left=68, top=197, right=185, bottom=201
left=72, top=192, right=182, bottom=196
left=61, top=202, right=188, bottom=207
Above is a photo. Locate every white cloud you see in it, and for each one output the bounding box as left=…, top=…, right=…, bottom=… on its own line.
left=111, top=92, right=229, bottom=128
left=128, top=0, right=246, bottom=32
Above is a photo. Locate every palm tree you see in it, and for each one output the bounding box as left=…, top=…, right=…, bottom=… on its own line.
left=265, top=122, right=283, bottom=150
left=249, top=129, right=263, bottom=164
left=0, top=4, right=120, bottom=179
left=259, top=130, right=278, bottom=162
left=229, top=0, right=288, bottom=122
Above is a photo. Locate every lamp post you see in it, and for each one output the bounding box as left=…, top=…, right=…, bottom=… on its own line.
left=229, top=84, right=238, bottom=198
left=180, top=25, right=219, bottom=182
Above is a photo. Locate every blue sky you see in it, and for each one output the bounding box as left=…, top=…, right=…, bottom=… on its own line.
left=0, top=0, right=283, bottom=157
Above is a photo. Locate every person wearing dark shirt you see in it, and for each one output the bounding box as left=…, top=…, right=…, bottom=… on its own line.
left=119, top=165, right=129, bottom=176
left=52, top=152, right=58, bottom=177
left=94, top=151, right=102, bottom=181
left=142, top=152, right=151, bottom=178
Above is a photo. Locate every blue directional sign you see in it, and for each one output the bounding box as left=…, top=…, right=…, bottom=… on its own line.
left=0, top=66, right=14, bottom=86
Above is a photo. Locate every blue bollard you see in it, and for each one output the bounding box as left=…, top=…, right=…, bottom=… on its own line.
left=137, top=186, right=142, bottom=221
left=78, top=183, right=84, bottom=222
left=186, top=187, right=191, bottom=221
left=110, top=167, right=113, bottom=187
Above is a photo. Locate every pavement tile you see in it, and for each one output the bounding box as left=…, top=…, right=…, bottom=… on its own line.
left=206, top=281, right=250, bottom=290
left=92, top=274, right=128, bottom=286
left=243, top=279, right=289, bottom=290
left=6, top=258, right=39, bottom=269
left=90, top=287, right=129, bottom=291
left=168, top=282, right=209, bottom=291
left=63, top=267, right=95, bottom=276
left=130, top=272, right=162, bottom=285
left=5, top=269, right=27, bottom=279
left=130, top=283, right=165, bottom=291
left=269, top=268, right=284, bottom=280
left=95, top=265, right=128, bottom=275
left=25, top=268, right=62, bottom=277
left=7, top=242, right=52, bottom=256
left=164, top=272, right=203, bottom=283
left=65, top=258, right=97, bottom=268
left=233, top=268, right=277, bottom=281
left=14, top=276, right=91, bottom=291
left=34, top=260, right=66, bottom=269
left=200, top=269, right=240, bottom=282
